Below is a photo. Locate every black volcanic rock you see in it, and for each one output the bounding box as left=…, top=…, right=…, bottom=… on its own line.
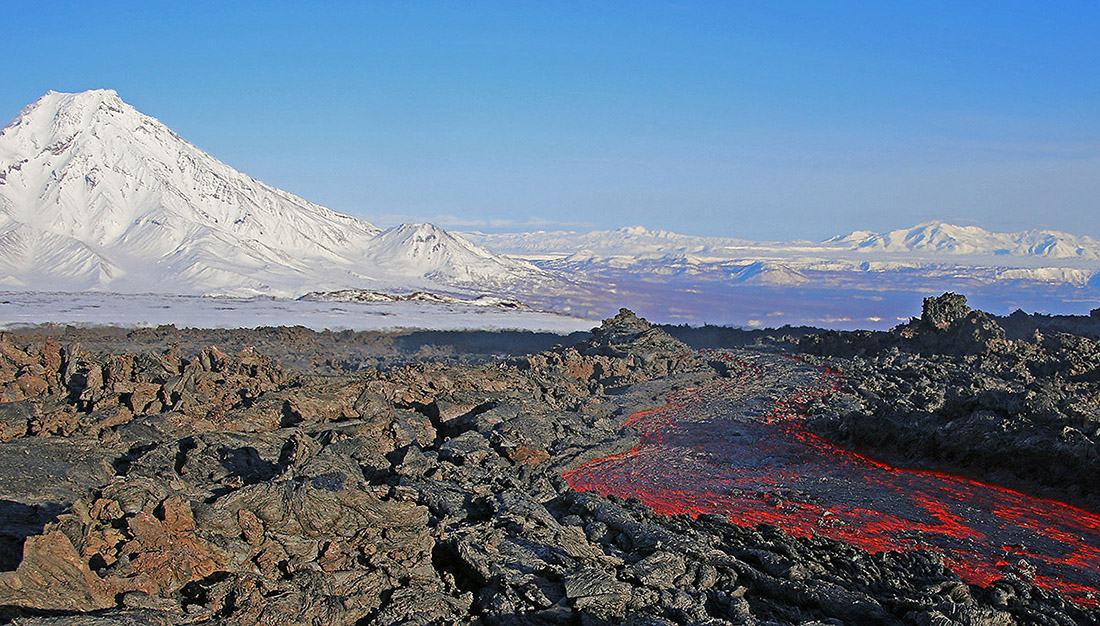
left=912, top=308, right=1009, bottom=356
left=800, top=292, right=1008, bottom=358
left=526, top=309, right=709, bottom=391
left=581, top=308, right=701, bottom=362
left=801, top=296, right=1100, bottom=509
left=920, top=292, right=971, bottom=330
left=0, top=310, right=1097, bottom=625
left=583, top=308, right=663, bottom=354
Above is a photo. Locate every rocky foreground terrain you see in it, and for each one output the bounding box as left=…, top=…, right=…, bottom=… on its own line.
left=0, top=301, right=1098, bottom=625
left=801, top=294, right=1100, bottom=511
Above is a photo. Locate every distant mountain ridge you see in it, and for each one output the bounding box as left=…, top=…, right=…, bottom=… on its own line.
left=0, top=89, right=551, bottom=297
left=467, top=221, right=1100, bottom=293
left=829, top=221, right=1100, bottom=259
left=471, top=221, right=1100, bottom=261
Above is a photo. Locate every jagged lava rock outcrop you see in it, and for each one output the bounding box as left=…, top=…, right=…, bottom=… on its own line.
left=801, top=293, right=1100, bottom=509
left=527, top=309, right=709, bottom=390
left=801, top=292, right=1008, bottom=358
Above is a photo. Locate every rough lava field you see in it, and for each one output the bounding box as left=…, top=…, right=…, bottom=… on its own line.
left=566, top=350, right=1100, bottom=606
left=1, top=297, right=1100, bottom=624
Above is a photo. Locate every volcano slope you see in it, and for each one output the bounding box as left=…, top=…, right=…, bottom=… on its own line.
left=0, top=308, right=1097, bottom=625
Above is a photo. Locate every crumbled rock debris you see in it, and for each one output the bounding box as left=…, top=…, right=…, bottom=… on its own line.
left=0, top=306, right=1097, bottom=625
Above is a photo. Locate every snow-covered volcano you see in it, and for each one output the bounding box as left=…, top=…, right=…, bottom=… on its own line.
left=0, top=89, right=551, bottom=297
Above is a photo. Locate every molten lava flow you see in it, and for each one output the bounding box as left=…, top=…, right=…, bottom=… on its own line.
left=564, top=350, right=1100, bottom=606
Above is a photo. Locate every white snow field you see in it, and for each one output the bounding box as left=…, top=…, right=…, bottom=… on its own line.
left=0, top=291, right=595, bottom=333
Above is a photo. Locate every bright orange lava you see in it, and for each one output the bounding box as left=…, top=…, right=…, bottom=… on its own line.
left=564, top=350, right=1100, bottom=606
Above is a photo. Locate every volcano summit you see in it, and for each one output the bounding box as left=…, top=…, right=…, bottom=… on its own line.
left=0, top=90, right=552, bottom=299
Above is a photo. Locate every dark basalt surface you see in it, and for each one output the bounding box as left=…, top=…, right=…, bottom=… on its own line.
left=0, top=305, right=1097, bottom=624
left=565, top=349, right=1100, bottom=606
left=801, top=293, right=1100, bottom=510
left=0, top=325, right=589, bottom=376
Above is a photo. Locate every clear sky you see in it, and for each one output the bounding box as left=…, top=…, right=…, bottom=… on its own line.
left=4, top=1, right=1098, bottom=240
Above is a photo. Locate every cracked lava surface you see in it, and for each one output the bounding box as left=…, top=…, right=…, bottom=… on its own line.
left=564, top=350, right=1100, bottom=606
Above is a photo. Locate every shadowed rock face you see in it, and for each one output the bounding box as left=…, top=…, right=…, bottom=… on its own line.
left=795, top=295, right=1100, bottom=511
left=0, top=308, right=1097, bottom=624
left=921, top=292, right=971, bottom=330
left=800, top=292, right=1009, bottom=358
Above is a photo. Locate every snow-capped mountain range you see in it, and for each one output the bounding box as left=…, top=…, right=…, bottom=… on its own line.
left=473, top=222, right=1100, bottom=262
left=0, top=89, right=552, bottom=298
left=1, top=89, right=1097, bottom=327
left=468, top=221, right=1100, bottom=290
left=829, top=222, right=1100, bottom=259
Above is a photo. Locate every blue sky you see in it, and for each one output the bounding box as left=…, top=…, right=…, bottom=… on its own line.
left=4, top=1, right=1098, bottom=239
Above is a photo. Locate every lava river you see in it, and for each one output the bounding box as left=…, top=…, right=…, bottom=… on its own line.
left=564, top=350, right=1100, bottom=605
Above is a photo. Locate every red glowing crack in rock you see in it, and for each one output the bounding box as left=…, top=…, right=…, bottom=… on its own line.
left=564, top=349, right=1100, bottom=606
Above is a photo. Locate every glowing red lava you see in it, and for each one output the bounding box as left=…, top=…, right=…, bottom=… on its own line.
left=564, top=350, right=1100, bottom=606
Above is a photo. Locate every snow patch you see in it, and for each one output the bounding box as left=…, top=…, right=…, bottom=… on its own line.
left=0, top=291, right=593, bottom=333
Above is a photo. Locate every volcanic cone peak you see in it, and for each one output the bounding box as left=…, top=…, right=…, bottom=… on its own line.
left=0, top=89, right=555, bottom=297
